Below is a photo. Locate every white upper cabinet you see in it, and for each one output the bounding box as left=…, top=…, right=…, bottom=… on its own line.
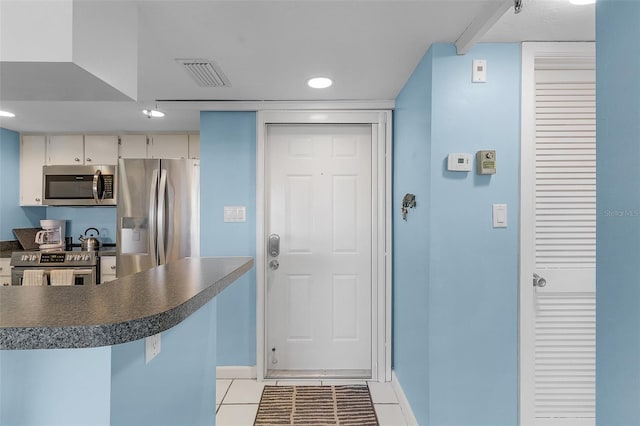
left=84, top=135, right=119, bottom=165
left=47, top=135, right=118, bottom=165
left=188, top=134, right=200, bottom=159
left=20, top=135, right=46, bottom=206
left=119, top=135, right=148, bottom=159
left=148, top=134, right=189, bottom=159
left=47, top=135, right=85, bottom=165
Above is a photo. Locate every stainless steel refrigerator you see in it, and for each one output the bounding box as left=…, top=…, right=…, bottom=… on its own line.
left=116, top=158, right=200, bottom=277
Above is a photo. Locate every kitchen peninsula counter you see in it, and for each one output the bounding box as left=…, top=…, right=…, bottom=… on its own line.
left=0, top=256, right=253, bottom=350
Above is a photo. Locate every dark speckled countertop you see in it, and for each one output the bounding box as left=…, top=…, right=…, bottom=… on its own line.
left=0, top=256, right=253, bottom=350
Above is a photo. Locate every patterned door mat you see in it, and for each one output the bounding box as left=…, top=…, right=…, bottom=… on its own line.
left=254, top=385, right=379, bottom=425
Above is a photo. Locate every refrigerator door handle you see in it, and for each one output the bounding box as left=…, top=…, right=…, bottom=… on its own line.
left=149, top=168, right=159, bottom=264
left=157, top=168, right=168, bottom=265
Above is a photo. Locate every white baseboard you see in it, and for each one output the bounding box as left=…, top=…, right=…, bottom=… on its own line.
left=216, top=365, right=257, bottom=380
left=392, top=370, right=419, bottom=426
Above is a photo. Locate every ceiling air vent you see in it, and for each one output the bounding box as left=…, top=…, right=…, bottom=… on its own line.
left=175, top=59, right=231, bottom=88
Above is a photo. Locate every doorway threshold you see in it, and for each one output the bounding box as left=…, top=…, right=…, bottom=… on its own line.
left=266, top=369, right=372, bottom=380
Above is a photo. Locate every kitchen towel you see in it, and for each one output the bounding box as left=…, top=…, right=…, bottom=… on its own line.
left=50, top=270, right=75, bottom=286
left=22, top=270, right=45, bottom=286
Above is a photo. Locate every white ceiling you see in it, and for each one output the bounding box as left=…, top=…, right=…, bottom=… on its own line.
left=0, top=0, right=594, bottom=134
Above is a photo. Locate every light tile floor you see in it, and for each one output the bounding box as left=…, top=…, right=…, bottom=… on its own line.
left=216, top=378, right=409, bottom=426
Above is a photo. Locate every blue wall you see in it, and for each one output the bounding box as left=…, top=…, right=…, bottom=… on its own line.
left=111, top=299, right=218, bottom=425
left=200, top=111, right=257, bottom=366
left=393, top=43, right=520, bottom=426
left=0, top=347, right=112, bottom=425
left=596, top=2, right=640, bottom=425
left=392, top=47, right=433, bottom=423
left=1, top=299, right=218, bottom=426
left=0, top=128, right=45, bottom=240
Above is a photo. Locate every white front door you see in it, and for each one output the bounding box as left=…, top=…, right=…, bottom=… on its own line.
left=520, top=43, right=596, bottom=426
left=265, top=123, right=373, bottom=378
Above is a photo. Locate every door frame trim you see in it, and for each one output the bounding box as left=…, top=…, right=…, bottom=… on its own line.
left=519, top=42, right=596, bottom=425
left=256, top=110, right=392, bottom=382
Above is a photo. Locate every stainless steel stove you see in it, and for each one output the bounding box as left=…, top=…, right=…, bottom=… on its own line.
left=10, top=251, right=98, bottom=286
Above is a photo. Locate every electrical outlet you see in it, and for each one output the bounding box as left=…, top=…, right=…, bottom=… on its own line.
left=145, top=333, right=161, bottom=364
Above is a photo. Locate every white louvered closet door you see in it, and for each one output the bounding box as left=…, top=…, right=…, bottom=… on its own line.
left=520, top=43, right=596, bottom=426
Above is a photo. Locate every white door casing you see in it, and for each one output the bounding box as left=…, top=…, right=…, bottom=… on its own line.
left=256, top=110, right=392, bottom=382
left=520, top=43, right=596, bottom=426
left=266, top=124, right=372, bottom=375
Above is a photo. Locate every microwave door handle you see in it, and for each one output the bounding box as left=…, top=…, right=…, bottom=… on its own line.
left=157, top=168, right=167, bottom=265
left=92, top=169, right=102, bottom=204
left=149, top=169, right=159, bottom=265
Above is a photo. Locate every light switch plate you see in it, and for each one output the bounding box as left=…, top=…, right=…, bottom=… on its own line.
left=493, top=204, right=507, bottom=228
left=224, top=206, right=246, bottom=222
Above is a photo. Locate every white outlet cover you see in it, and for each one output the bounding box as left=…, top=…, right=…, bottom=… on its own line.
left=145, top=333, right=161, bottom=364
left=473, top=59, right=487, bottom=83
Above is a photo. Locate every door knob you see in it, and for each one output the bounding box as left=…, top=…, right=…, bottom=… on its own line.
left=533, top=273, right=547, bottom=287
left=269, top=260, right=279, bottom=270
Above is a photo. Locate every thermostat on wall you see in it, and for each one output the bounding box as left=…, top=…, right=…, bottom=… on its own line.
left=447, top=153, right=473, bottom=172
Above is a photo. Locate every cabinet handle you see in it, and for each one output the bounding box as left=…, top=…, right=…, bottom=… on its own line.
left=86, top=157, right=92, bottom=162
left=110, top=265, right=116, bottom=270
left=35, top=197, right=40, bottom=202
left=74, top=157, right=80, bottom=162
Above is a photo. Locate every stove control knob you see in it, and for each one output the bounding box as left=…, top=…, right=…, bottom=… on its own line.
left=30, top=255, right=37, bottom=261
left=21, top=255, right=28, bottom=261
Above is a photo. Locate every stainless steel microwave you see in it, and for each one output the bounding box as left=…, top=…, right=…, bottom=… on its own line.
left=42, top=165, right=117, bottom=206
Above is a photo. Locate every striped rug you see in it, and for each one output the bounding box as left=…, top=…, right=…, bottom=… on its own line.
left=254, top=385, right=379, bottom=425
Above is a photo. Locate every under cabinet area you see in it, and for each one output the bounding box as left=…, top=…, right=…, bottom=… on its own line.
left=100, top=256, right=116, bottom=284
left=0, top=258, right=11, bottom=286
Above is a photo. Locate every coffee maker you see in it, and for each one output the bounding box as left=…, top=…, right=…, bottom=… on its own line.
left=34, top=220, right=66, bottom=252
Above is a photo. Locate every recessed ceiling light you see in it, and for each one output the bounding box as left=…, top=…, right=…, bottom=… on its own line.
left=142, top=109, right=165, bottom=118
left=569, top=0, right=595, bottom=5
left=307, top=77, right=333, bottom=89
left=0, top=110, right=16, bottom=118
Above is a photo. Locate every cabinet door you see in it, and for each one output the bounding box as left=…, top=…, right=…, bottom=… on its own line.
left=84, top=135, right=119, bottom=165
left=188, top=134, right=200, bottom=159
left=0, top=258, right=11, bottom=286
left=119, top=135, right=148, bottom=159
left=20, top=135, right=46, bottom=206
left=47, top=135, right=84, bottom=165
left=100, top=256, right=117, bottom=283
left=149, top=134, right=189, bottom=159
